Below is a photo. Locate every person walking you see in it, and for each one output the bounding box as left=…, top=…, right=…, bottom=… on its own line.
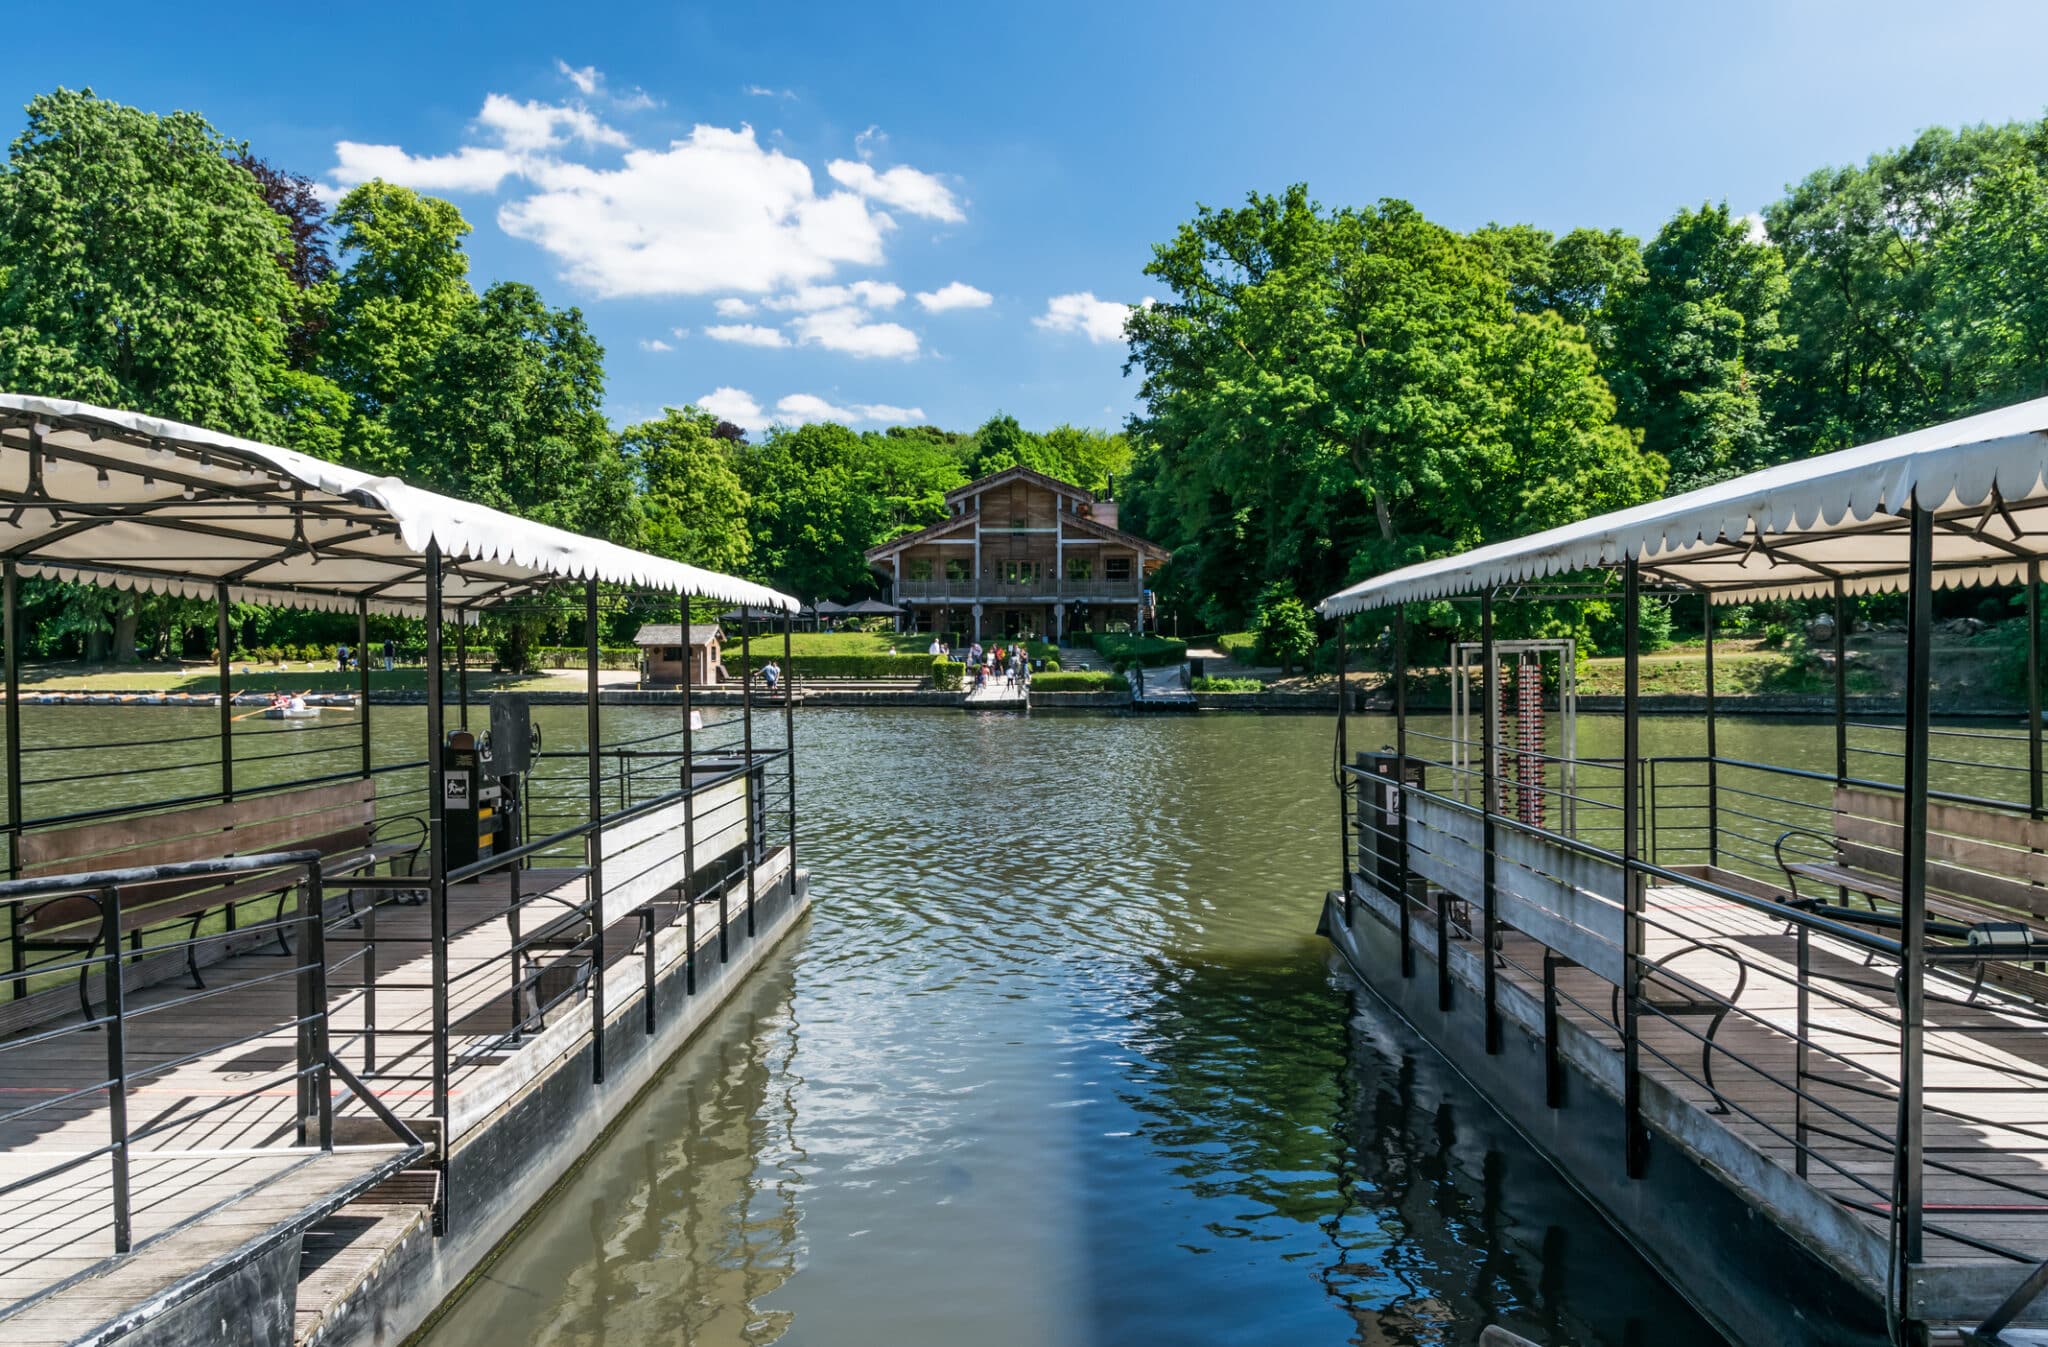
left=382, top=636, right=395, bottom=670
left=762, top=660, right=781, bottom=694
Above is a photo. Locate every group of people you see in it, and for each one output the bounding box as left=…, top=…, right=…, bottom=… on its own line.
left=926, top=634, right=1047, bottom=692
left=333, top=638, right=399, bottom=672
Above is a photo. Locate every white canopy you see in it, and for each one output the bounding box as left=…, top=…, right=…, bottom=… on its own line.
left=0, top=395, right=796, bottom=616
left=1320, top=394, right=2048, bottom=616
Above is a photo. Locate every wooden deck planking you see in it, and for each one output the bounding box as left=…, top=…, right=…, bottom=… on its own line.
left=0, top=856, right=762, bottom=1315
left=1442, top=880, right=2048, bottom=1268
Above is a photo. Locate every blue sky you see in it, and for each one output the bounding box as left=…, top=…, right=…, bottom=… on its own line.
left=7, top=2, right=2048, bottom=436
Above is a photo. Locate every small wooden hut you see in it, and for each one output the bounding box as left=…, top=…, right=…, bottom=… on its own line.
left=633, top=622, right=723, bottom=685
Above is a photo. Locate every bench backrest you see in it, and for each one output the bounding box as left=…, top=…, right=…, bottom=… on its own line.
left=19, top=777, right=379, bottom=927
left=1832, top=785, right=2048, bottom=923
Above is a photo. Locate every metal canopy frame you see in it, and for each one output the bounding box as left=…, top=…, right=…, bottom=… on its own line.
left=1449, top=636, right=1577, bottom=837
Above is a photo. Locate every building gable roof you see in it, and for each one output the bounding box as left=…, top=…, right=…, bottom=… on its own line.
left=1060, top=510, right=1171, bottom=560
left=863, top=513, right=976, bottom=560
left=943, top=463, right=1095, bottom=505
left=632, top=623, right=722, bottom=647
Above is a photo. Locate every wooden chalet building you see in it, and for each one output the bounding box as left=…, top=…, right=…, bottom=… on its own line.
left=632, top=622, right=724, bottom=685
left=864, top=465, right=1169, bottom=642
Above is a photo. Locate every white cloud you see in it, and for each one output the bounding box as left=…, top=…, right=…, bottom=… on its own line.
left=701, top=386, right=925, bottom=430
left=639, top=338, right=674, bottom=352
left=1035, top=291, right=1133, bottom=345
left=328, top=93, right=959, bottom=303
left=826, top=160, right=963, bottom=223
left=790, top=306, right=919, bottom=359
left=477, top=94, right=627, bottom=152
left=704, top=323, right=791, bottom=348
left=763, top=280, right=904, bottom=311
left=496, top=125, right=892, bottom=298
left=329, top=141, right=523, bottom=193
left=700, top=386, right=767, bottom=431
left=714, top=297, right=757, bottom=317
left=775, top=393, right=924, bottom=425
left=1740, top=211, right=1769, bottom=244
left=745, top=85, right=797, bottom=99
left=916, top=281, right=992, bottom=313
left=613, top=89, right=660, bottom=112
left=669, top=326, right=689, bottom=339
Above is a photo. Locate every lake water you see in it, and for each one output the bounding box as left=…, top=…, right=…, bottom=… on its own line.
left=21, top=701, right=2032, bottom=1346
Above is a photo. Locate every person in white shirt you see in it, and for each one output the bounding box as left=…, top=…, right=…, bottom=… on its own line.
left=928, top=637, right=942, bottom=656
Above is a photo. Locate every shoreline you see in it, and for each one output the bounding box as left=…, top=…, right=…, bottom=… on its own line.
left=5, top=685, right=2031, bottom=719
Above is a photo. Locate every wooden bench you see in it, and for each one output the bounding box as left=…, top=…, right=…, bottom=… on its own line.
left=1775, top=786, right=2048, bottom=999
left=10, top=777, right=424, bottom=1016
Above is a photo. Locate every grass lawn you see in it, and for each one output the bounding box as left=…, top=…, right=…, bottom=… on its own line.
left=14, top=661, right=568, bottom=693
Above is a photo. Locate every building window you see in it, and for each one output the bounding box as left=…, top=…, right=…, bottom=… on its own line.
left=908, top=558, right=933, bottom=581
left=1003, top=560, right=1040, bottom=583
left=1066, top=555, right=1093, bottom=581
left=1105, top=556, right=1133, bottom=582
left=944, top=557, right=972, bottom=581
left=1011, top=515, right=1028, bottom=528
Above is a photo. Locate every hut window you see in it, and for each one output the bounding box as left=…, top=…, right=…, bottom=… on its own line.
left=1066, top=555, right=1093, bottom=581
left=908, top=558, right=933, bottom=580
left=944, top=557, right=972, bottom=581
left=1105, top=556, right=1133, bottom=581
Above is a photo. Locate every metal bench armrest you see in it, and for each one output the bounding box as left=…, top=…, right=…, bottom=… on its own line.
left=1774, top=827, right=1840, bottom=901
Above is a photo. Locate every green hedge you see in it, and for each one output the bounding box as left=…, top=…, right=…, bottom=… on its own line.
left=1215, top=631, right=1258, bottom=662
left=931, top=656, right=962, bottom=691
left=1032, top=670, right=1127, bottom=691
left=1092, top=633, right=1187, bottom=668
left=533, top=645, right=641, bottom=670
left=728, top=652, right=937, bottom=679
left=1190, top=675, right=1263, bottom=692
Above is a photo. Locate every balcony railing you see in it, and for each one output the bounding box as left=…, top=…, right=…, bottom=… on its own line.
left=894, top=577, right=1142, bottom=601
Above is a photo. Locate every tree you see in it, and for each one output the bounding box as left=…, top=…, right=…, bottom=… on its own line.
left=735, top=422, right=889, bottom=598
left=620, top=407, right=752, bottom=573
left=1125, top=187, right=1663, bottom=625
left=238, top=154, right=336, bottom=368
left=1603, top=203, right=1789, bottom=490
left=1252, top=582, right=1317, bottom=674
left=0, top=88, right=295, bottom=436
left=391, top=281, right=637, bottom=541
left=1933, top=156, right=2048, bottom=406
left=321, top=180, right=476, bottom=473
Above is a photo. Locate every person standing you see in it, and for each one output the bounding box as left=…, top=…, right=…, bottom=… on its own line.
left=763, top=659, right=781, bottom=693
left=383, top=636, right=395, bottom=670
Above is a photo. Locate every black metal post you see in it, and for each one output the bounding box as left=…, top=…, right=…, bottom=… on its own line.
left=216, top=581, right=233, bottom=802
left=422, top=544, right=450, bottom=1178
left=783, top=610, right=797, bottom=875
left=584, top=580, right=606, bottom=1084
left=100, top=885, right=131, bottom=1253
left=1480, top=590, right=1500, bottom=1055
left=4, top=559, right=19, bottom=887
left=1394, top=607, right=1412, bottom=979
left=357, top=599, right=372, bottom=781
left=2023, top=556, right=2039, bottom=818
left=1337, top=614, right=1352, bottom=923
left=741, top=606, right=757, bottom=941
left=456, top=614, right=468, bottom=730
left=681, top=596, right=697, bottom=991
left=1900, top=501, right=1934, bottom=1266
left=1543, top=949, right=1563, bottom=1108
left=306, top=863, right=332, bottom=1151
left=1834, top=578, right=1848, bottom=786
left=1622, top=558, right=1647, bottom=1179
left=1702, top=592, right=1718, bottom=867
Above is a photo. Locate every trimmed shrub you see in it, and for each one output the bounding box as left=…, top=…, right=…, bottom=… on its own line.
left=1092, top=632, right=1187, bottom=668
left=727, top=653, right=935, bottom=679
left=1190, top=676, right=1264, bottom=692
left=1215, top=631, right=1258, bottom=663
left=930, top=656, right=962, bottom=691
left=533, top=645, right=642, bottom=671
left=1032, top=670, right=1127, bottom=691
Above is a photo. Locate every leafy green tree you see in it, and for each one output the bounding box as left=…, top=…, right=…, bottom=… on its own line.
left=1603, top=203, right=1789, bottom=489
left=391, top=281, right=637, bottom=541
left=1252, top=582, right=1318, bottom=674
left=1933, top=156, right=2048, bottom=406
left=620, top=407, right=752, bottom=573
left=0, top=88, right=295, bottom=436
left=321, top=180, right=476, bottom=473
left=859, top=426, right=966, bottom=537
left=735, top=422, right=889, bottom=598
left=1125, top=186, right=1662, bottom=625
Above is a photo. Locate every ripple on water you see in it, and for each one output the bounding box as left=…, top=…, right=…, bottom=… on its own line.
left=417, top=707, right=1728, bottom=1347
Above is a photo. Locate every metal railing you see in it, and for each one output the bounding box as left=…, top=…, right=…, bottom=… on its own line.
left=1341, top=740, right=2048, bottom=1312
left=0, top=852, right=419, bottom=1277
